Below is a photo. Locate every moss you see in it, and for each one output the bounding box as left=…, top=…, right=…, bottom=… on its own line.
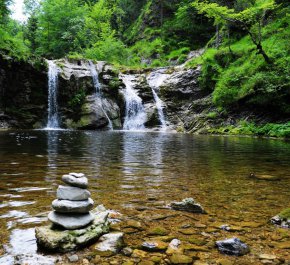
left=278, top=208, right=290, bottom=220
left=148, top=227, right=169, bottom=236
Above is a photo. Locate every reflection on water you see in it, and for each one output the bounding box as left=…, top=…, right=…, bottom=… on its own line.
left=0, top=130, right=290, bottom=262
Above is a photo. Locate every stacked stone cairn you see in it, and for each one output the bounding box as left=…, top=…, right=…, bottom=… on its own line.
left=48, top=172, right=95, bottom=230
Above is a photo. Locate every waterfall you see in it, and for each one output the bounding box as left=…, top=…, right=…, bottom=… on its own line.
left=151, top=89, right=166, bottom=129
left=120, top=74, right=147, bottom=130
left=46, top=60, right=60, bottom=129
left=147, top=70, right=168, bottom=130
left=88, top=61, right=113, bottom=130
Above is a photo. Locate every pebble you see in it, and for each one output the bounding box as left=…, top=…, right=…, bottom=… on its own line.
left=259, top=254, right=277, bottom=260
left=68, top=254, right=79, bottom=262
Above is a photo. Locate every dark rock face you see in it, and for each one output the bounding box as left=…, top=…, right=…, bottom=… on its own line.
left=216, top=238, right=250, bottom=256
left=0, top=55, right=48, bottom=128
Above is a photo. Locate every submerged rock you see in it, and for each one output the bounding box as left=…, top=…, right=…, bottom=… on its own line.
left=62, top=174, right=88, bottom=188
left=57, top=185, right=91, bottom=201
left=48, top=211, right=94, bottom=230
left=52, top=198, right=94, bottom=213
left=36, top=211, right=109, bottom=252
left=216, top=238, right=250, bottom=256
left=170, top=198, right=205, bottom=214
left=93, top=232, right=124, bottom=256
left=270, top=208, right=290, bottom=228
left=249, top=173, right=281, bottom=181
left=142, top=240, right=168, bottom=252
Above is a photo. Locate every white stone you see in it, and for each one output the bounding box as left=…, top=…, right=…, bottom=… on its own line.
left=69, top=172, right=85, bottom=178
left=57, top=185, right=91, bottom=201
left=48, top=211, right=94, bottom=230
left=52, top=198, right=94, bottom=213
left=62, top=175, right=88, bottom=188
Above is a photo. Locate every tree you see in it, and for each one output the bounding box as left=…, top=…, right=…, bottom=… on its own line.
left=36, top=0, right=87, bottom=58
left=193, top=0, right=277, bottom=63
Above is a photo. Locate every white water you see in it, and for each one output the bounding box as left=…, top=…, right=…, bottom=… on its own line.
left=147, top=70, right=168, bottom=129
left=88, top=61, right=113, bottom=130
left=120, top=74, right=147, bottom=130
left=151, top=89, right=166, bottom=129
left=46, top=60, right=60, bottom=129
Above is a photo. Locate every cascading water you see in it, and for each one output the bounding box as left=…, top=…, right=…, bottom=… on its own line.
left=88, top=61, right=113, bottom=130
left=147, top=70, right=169, bottom=130
left=46, top=60, right=60, bottom=129
left=151, top=89, right=166, bottom=128
left=120, top=74, right=147, bottom=130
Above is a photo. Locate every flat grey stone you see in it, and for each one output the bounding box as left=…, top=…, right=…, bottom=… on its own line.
left=36, top=211, right=109, bottom=252
left=69, top=172, right=85, bottom=178
left=57, top=185, right=91, bottom=201
left=48, top=211, right=95, bottom=230
left=52, top=198, right=94, bottom=213
left=93, top=232, right=124, bottom=256
left=62, top=175, right=88, bottom=188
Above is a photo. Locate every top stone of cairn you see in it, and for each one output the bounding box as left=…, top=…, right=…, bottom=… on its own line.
left=62, top=173, right=88, bottom=188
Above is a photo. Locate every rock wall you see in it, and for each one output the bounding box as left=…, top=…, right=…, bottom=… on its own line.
left=0, top=55, right=48, bottom=128
left=0, top=55, right=218, bottom=131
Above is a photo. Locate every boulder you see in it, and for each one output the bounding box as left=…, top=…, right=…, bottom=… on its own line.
left=170, top=198, right=205, bottom=214
left=216, top=238, right=250, bottom=256
left=36, top=211, right=109, bottom=252
left=62, top=174, right=88, bottom=188
left=93, top=232, right=124, bottom=257
left=57, top=185, right=91, bottom=201
left=48, top=211, right=94, bottom=230
left=52, top=198, right=94, bottom=213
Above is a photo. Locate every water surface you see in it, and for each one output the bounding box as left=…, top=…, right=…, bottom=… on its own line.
left=0, top=130, right=289, bottom=263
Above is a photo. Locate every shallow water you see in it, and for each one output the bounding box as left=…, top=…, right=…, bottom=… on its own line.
left=0, top=130, right=289, bottom=264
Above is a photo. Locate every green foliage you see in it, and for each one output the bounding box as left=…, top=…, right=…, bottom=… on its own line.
left=68, top=89, right=86, bottom=109
left=207, top=111, right=218, bottom=119
left=188, top=8, right=289, bottom=116
left=209, top=121, right=290, bottom=138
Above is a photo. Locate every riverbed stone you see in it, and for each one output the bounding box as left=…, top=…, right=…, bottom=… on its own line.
left=271, top=208, right=290, bottom=228
left=169, top=253, right=193, bottom=264
left=36, top=211, right=109, bottom=252
left=142, top=240, right=168, bottom=252
left=170, top=198, right=206, bottom=214
left=62, top=174, right=88, bottom=188
left=48, top=211, right=95, bottom=229
left=216, top=238, right=250, bottom=256
left=52, top=198, right=94, bottom=213
left=93, top=232, right=124, bottom=257
left=57, top=185, right=91, bottom=201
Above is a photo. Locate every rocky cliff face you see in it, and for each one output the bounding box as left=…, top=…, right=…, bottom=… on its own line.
left=0, top=55, right=48, bottom=128
left=0, top=55, right=218, bottom=131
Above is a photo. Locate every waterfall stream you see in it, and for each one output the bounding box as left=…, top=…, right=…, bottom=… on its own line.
left=147, top=70, right=169, bottom=130
left=88, top=61, right=113, bottom=130
left=46, top=60, right=60, bottom=129
left=120, top=74, right=147, bottom=130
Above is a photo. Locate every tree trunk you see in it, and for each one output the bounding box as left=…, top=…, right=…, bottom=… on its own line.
left=256, top=43, right=272, bottom=64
